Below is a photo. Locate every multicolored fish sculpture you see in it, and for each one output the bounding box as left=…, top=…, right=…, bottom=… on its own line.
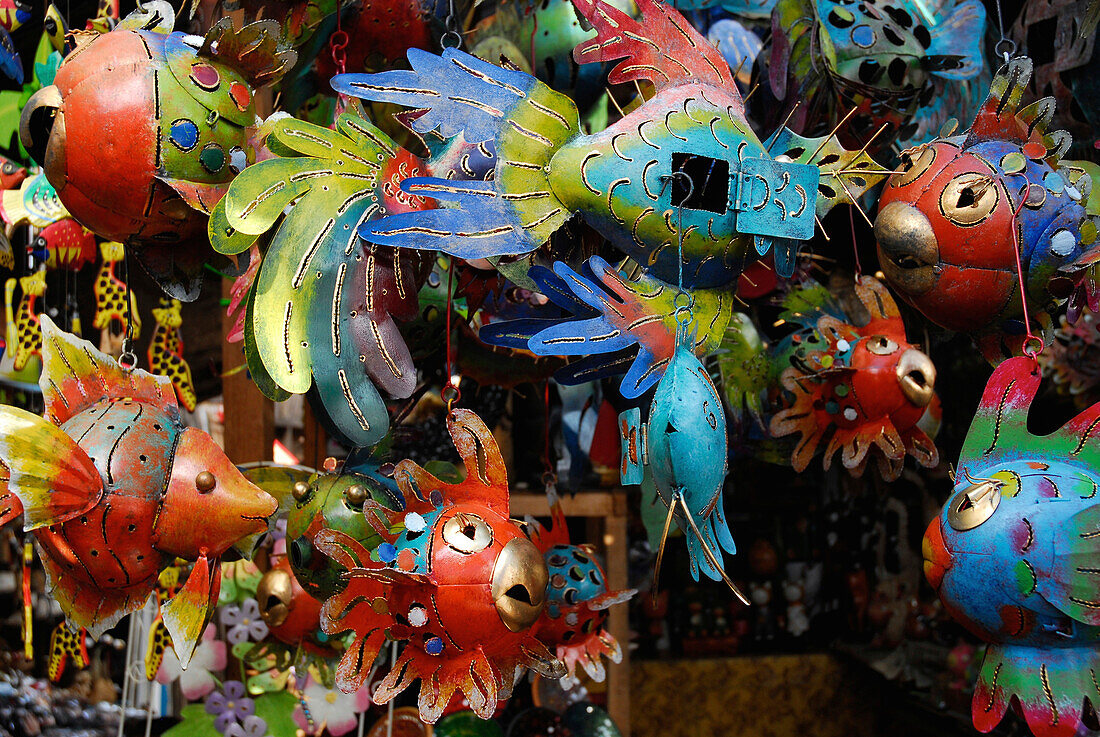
left=19, top=7, right=295, bottom=299
left=336, top=0, right=884, bottom=292
left=720, top=276, right=939, bottom=479
left=0, top=316, right=277, bottom=666
left=763, top=0, right=986, bottom=150
left=923, top=356, right=1100, bottom=737
left=529, top=491, right=635, bottom=686
left=875, top=58, right=1100, bottom=362
left=316, top=409, right=565, bottom=723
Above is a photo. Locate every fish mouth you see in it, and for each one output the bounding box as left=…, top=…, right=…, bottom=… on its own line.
left=896, top=349, right=936, bottom=408
left=922, top=516, right=951, bottom=590
left=491, top=538, right=548, bottom=632
left=19, top=85, right=65, bottom=187
left=875, top=201, right=939, bottom=296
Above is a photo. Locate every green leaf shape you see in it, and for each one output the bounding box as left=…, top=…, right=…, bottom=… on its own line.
left=254, top=691, right=300, bottom=737
left=164, top=704, right=219, bottom=737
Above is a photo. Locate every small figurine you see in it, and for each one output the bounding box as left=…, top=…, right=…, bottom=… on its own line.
left=148, top=298, right=196, bottom=413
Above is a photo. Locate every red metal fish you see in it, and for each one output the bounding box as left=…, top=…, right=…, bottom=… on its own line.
left=0, top=316, right=277, bottom=666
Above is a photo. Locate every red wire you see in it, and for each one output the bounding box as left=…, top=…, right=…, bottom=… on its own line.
left=1008, top=180, right=1042, bottom=357
left=444, top=258, right=459, bottom=409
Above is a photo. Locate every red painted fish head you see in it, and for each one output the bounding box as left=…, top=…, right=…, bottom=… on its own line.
left=840, top=331, right=937, bottom=432
left=0, top=155, right=26, bottom=190
left=153, top=427, right=277, bottom=560
left=922, top=514, right=951, bottom=591
left=256, top=555, right=329, bottom=652
left=875, top=142, right=1019, bottom=333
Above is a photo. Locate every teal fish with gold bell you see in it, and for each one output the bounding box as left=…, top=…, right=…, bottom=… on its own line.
left=19, top=6, right=295, bottom=300
left=337, top=0, right=885, bottom=287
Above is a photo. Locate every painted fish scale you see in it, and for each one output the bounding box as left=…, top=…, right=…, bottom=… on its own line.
left=549, top=87, right=767, bottom=289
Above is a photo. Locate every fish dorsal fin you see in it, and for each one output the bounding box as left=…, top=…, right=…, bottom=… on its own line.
left=960, top=357, right=1100, bottom=473
left=853, top=276, right=901, bottom=331
left=958, top=357, right=1040, bottom=472
left=530, top=488, right=571, bottom=553
left=39, top=315, right=179, bottom=426
left=1017, top=97, right=1056, bottom=138
left=966, top=57, right=1034, bottom=145
left=571, top=0, right=736, bottom=95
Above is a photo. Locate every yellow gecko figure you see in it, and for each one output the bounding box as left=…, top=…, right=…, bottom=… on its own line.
left=93, top=241, right=140, bottom=354
left=11, top=270, right=45, bottom=371
left=148, top=298, right=196, bottom=412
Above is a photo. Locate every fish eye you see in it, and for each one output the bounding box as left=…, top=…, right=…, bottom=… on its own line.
left=946, top=480, right=1001, bottom=530
left=866, top=336, right=899, bottom=355
left=892, top=146, right=936, bottom=187
left=940, top=174, right=999, bottom=226
left=291, top=481, right=311, bottom=503
left=195, top=471, right=217, bottom=494
left=442, top=513, right=493, bottom=554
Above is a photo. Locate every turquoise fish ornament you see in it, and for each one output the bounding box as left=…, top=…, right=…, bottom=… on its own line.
left=924, top=356, right=1100, bottom=737
left=336, top=0, right=885, bottom=289
left=619, top=333, right=744, bottom=599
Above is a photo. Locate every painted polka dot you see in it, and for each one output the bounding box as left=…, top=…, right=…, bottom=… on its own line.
left=425, top=636, right=444, bottom=655
left=843, top=407, right=859, bottom=421
left=1050, top=229, right=1076, bottom=257
left=190, top=62, right=221, bottom=90
left=408, top=606, right=428, bottom=627
left=200, top=143, right=225, bottom=173
left=229, top=81, right=250, bottom=111
left=169, top=119, right=199, bottom=151
left=377, top=543, right=397, bottom=563
left=836, top=339, right=850, bottom=352
left=405, top=511, right=426, bottom=532
left=851, top=25, right=876, bottom=47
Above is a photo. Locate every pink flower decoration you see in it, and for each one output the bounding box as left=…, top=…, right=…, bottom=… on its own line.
left=156, top=625, right=226, bottom=701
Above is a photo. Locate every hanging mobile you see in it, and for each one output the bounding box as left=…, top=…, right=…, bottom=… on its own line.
left=619, top=173, right=744, bottom=600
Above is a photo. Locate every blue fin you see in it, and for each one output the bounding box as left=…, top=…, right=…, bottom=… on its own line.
left=926, top=0, right=986, bottom=80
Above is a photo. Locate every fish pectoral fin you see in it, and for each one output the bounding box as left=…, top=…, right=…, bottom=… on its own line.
left=161, top=551, right=221, bottom=670
left=0, top=405, right=104, bottom=530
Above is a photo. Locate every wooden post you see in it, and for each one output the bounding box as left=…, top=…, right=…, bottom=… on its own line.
left=301, top=399, right=329, bottom=469
left=510, top=490, right=631, bottom=735
left=220, top=278, right=273, bottom=463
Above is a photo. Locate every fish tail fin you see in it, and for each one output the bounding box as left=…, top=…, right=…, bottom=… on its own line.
left=618, top=409, right=646, bottom=486
left=161, top=550, right=220, bottom=669
left=38, top=314, right=178, bottom=425
left=925, top=0, right=985, bottom=80
left=47, top=622, right=88, bottom=682
left=973, top=643, right=1099, bottom=737
left=0, top=405, right=103, bottom=530
left=341, top=48, right=579, bottom=260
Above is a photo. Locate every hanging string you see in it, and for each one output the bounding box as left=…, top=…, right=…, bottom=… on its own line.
left=330, top=0, right=348, bottom=74
left=119, top=245, right=137, bottom=371
left=542, top=381, right=555, bottom=489
left=657, top=170, right=695, bottom=335
left=1008, top=180, right=1043, bottom=358
left=442, top=257, right=461, bottom=412
left=441, top=0, right=462, bottom=49
left=992, top=0, right=1015, bottom=62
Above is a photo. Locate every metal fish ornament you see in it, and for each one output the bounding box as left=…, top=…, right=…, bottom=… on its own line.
left=722, top=276, right=939, bottom=479
left=875, top=58, right=1100, bottom=361
left=619, top=337, right=744, bottom=596
left=923, top=356, right=1100, bottom=737
left=18, top=9, right=295, bottom=300
left=529, top=490, right=635, bottom=686
left=336, top=0, right=885, bottom=290
left=0, top=316, right=278, bottom=666
left=764, top=0, right=986, bottom=149
left=208, top=109, right=438, bottom=447
left=316, top=409, right=565, bottom=723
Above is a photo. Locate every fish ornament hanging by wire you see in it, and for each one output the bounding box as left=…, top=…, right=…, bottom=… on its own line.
left=619, top=324, right=745, bottom=597
left=528, top=490, right=635, bottom=687
left=18, top=5, right=296, bottom=300
left=923, top=356, right=1100, bottom=737
left=763, top=0, right=986, bottom=151
left=316, top=409, right=565, bottom=723
left=335, top=0, right=886, bottom=292
left=207, top=106, right=452, bottom=448
left=721, top=276, right=939, bottom=479
left=147, top=298, right=196, bottom=413
left=875, top=58, right=1100, bottom=362
left=0, top=316, right=278, bottom=666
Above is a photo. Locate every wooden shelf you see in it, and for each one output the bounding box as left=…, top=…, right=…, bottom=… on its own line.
left=511, top=489, right=631, bottom=736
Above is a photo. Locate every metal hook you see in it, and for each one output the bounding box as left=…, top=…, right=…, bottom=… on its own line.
left=658, top=170, right=695, bottom=334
